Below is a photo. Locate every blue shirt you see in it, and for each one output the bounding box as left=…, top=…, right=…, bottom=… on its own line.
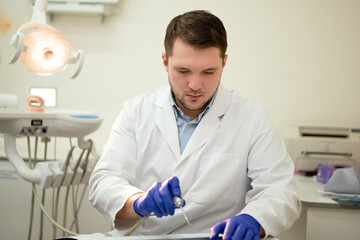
left=170, top=90, right=217, bottom=154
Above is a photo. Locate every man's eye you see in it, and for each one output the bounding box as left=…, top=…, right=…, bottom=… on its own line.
left=204, top=71, right=214, bottom=75
left=178, top=69, right=189, bottom=74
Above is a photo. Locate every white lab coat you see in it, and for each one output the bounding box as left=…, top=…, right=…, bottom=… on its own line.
left=89, top=84, right=301, bottom=237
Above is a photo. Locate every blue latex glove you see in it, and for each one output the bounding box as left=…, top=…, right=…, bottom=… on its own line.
left=133, top=176, right=183, bottom=218
left=210, top=214, right=261, bottom=240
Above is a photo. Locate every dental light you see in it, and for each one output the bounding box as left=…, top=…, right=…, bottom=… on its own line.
left=8, top=0, right=84, bottom=78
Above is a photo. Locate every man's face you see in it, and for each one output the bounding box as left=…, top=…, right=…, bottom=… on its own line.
left=162, top=38, right=227, bottom=119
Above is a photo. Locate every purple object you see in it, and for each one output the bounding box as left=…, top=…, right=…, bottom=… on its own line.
left=317, top=164, right=350, bottom=184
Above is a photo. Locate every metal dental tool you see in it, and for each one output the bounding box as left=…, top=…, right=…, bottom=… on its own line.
left=124, top=196, right=191, bottom=236
left=173, top=196, right=191, bottom=226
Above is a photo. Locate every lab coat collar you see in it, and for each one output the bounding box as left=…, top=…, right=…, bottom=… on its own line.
left=210, top=83, right=230, bottom=118
left=154, top=86, right=182, bottom=159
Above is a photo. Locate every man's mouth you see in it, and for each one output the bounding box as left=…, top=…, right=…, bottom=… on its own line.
left=186, top=94, right=202, bottom=100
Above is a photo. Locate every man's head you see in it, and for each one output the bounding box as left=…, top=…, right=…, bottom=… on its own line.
left=164, top=10, right=227, bottom=60
left=162, top=10, right=228, bottom=120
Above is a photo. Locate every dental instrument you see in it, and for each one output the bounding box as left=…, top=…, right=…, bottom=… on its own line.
left=173, top=196, right=191, bottom=227
left=124, top=196, right=190, bottom=236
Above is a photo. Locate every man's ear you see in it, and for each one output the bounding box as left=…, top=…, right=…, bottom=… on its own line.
left=223, top=54, right=228, bottom=68
left=162, top=53, right=169, bottom=71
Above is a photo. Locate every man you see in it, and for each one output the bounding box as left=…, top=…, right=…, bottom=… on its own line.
left=89, top=10, right=301, bottom=240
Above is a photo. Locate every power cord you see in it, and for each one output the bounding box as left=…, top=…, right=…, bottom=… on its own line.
left=32, top=183, right=78, bottom=236
left=27, top=136, right=35, bottom=240
left=124, top=214, right=151, bottom=236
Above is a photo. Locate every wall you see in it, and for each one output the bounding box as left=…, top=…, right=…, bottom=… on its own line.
left=1, top=0, right=359, bottom=148
left=0, top=0, right=360, bottom=239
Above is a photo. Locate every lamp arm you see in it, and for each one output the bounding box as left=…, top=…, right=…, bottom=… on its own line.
left=4, top=133, right=41, bottom=183
left=31, top=0, right=48, bottom=24
left=70, top=50, right=85, bottom=79
left=7, top=33, right=25, bottom=64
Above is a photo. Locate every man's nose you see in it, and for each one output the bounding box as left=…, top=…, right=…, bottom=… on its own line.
left=188, top=75, right=202, bottom=90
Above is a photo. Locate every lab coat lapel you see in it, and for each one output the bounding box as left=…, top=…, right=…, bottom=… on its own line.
left=180, top=84, right=230, bottom=161
left=180, top=111, right=219, bottom=161
left=154, top=88, right=181, bottom=160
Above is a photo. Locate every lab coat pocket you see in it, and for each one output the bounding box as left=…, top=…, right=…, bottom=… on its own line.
left=187, top=153, right=244, bottom=204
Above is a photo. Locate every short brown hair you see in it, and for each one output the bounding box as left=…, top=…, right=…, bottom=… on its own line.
left=164, top=10, right=227, bottom=59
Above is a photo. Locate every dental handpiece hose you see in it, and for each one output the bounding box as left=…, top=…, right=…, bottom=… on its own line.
left=124, top=196, right=190, bottom=236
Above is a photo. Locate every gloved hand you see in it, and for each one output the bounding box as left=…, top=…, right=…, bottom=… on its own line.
left=133, top=176, right=184, bottom=218
left=209, top=214, right=261, bottom=240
